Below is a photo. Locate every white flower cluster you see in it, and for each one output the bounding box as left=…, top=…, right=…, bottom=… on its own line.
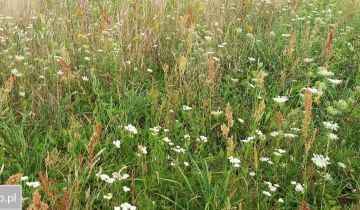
left=124, top=124, right=138, bottom=134
left=260, top=157, right=273, bottom=165
left=96, top=172, right=129, bottom=184
left=323, top=121, right=339, bottom=131
left=228, top=156, right=241, bottom=167
left=291, top=181, right=304, bottom=193
left=196, top=136, right=208, bottom=143
left=311, top=154, right=330, bottom=168
left=114, top=202, right=137, bottom=210
left=273, top=148, right=286, bottom=157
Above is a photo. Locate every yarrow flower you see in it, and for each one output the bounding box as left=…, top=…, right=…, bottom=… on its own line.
left=328, top=78, right=342, bottom=85
left=283, top=133, right=298, bottom=138
left=113, top=140, right=121, bottom=148
left=305, top=87, right=322, bottom=95
left=26, top=181, right=41, bottom=188
left=138, top=145, right=147, bottom=155
left=311, top=154, right=330, bottom=168
left=196, top=136, right=208, bottom=143
left=273, top=148, right=286, bottom=156
left=149, top=126, right=161, bottom=135
left=124, top=124, right=138, bottom=134
left=228, top=156, right=241, bottom=167
left=323, top=173, right=333, bottom=181
left=123, top=186, right=131, bottom=192
left=323, top=121, right=339, bottom=131
left=273, top=96, right=289, bottom=103
left=240, top=136, right=255, bottom=143
left=115, top=202, right=137, bottom=210
left=318, top=67, right=334, bottom=76
left=262, top=191, right=271, bottom=197
left=260, top=157, right=273, bottom=165
left=328, top=133, right=339, bottom=140
left=172, top=145, right=185, bottom=153
left=98, top=174, right=115, bottom=184
left=264, top=181, right=279, bottom=192
left=291, top=181, right=304, bottom=193
left=270, top=131, right=280, bottom=137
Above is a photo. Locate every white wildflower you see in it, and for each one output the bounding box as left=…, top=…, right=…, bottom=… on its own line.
left=182, top=105, right=192, bottom=111
left=138, top=145, right=147, bottom=155
left=323, top=121, right=339, bottom=131
left=113, top=140, right=121, bottom=148
left=328, top=78, right=342, bottom=85
left=323, top=173, right=333, bottom=181
left=318, top=67, right=334, bottom=76
left=26, top=181, right=40, bottom=188
left=228, top=156, right=241, bottom=167
left=284, top=133, right=298, bottom=138
left=295, top=183, right=304, bottom=193
left=123, top=186, right=131, bottom=192
left=21, top=176, right=29, bottom=181
left=337, top=162, right=346, bottom=169
left=262, top=191, right=271, bottom=197
left=120, top=202, right=137, bottom=210
left=311, top=154, right=330, bottom=168
left=305, top=87, right=322, bottom=95
left=103, top=193, right=113, bottom=200
left=241, top=136, right=255, bottom=143
left=273, top=96, right=289, bottom=103
left=124, top=124, right=138, bottom=134
left=197, top=136, right=208, bottom=143
left=328, top=133, right=339, bottom=140
left=237, top=118, right=245, bottom=123
left=270, top=131, right=280, bottom=137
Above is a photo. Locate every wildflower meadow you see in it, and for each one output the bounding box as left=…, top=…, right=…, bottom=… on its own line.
left=0, top=0, right=359, bottom=209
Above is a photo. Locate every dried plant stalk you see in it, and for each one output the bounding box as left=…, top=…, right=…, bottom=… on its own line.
left=6, top=173, right=22, bottom=185
left=0, top=76, right=16, bottom=114
left=254, top=100, right=266, bottom=123
left=38, top=172, right=56, bottom=203
left=26, top=190, right=49, bottom=210
left=86, top=123, right=102, bottom=159
left=225, top=103, right=234, bottom=128
left=56, top=190, right=70, bottom=210
left=227, top=137, right=235, bottom=156
left=302, top=89, right=312, bottom=141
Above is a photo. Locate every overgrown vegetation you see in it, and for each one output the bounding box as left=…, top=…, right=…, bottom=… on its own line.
left=0, top=0, right=359, bottom=209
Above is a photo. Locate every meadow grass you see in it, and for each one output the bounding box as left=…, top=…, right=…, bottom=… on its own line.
left=0, top=0, right=359, bottom=209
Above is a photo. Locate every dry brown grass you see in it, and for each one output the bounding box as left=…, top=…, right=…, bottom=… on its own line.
left=0, top=0, right=35, bottom=19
